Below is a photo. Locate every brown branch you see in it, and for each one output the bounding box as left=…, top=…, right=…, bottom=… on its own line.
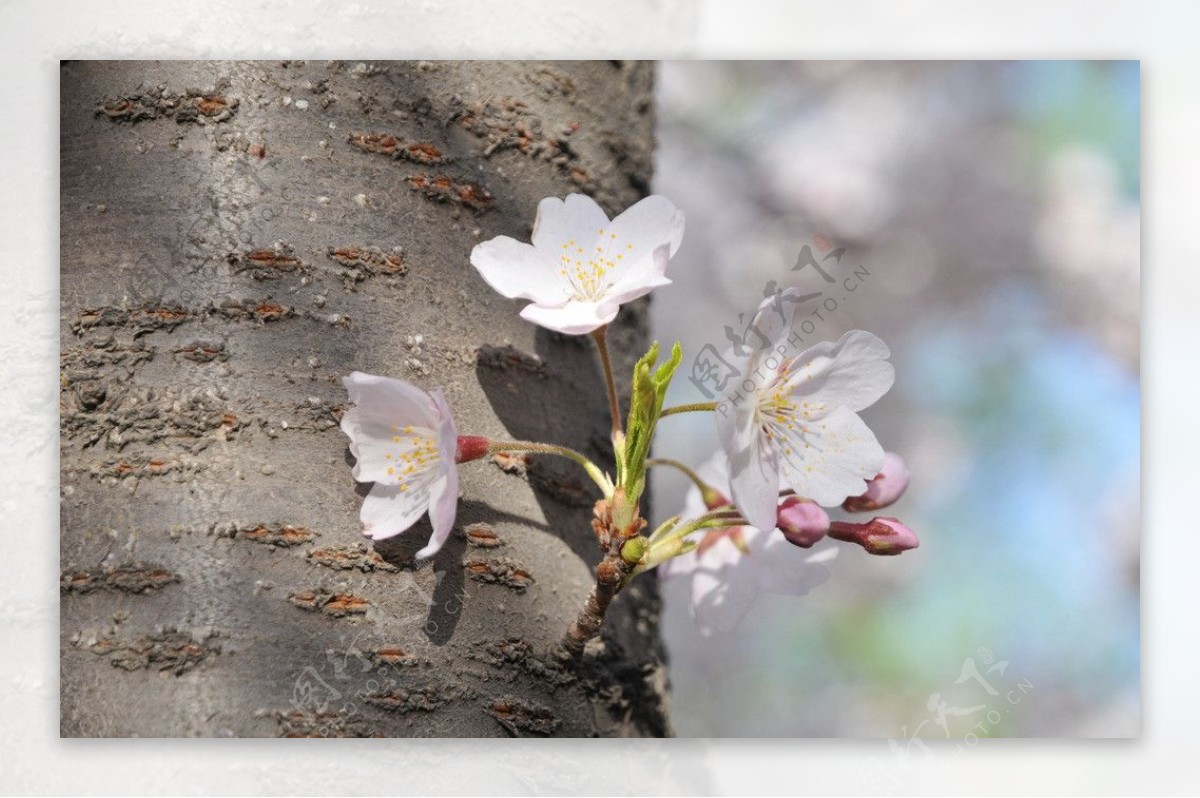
left=558, top=495, right=643, bottom=662
left=558, top=550, right=634, bottom=661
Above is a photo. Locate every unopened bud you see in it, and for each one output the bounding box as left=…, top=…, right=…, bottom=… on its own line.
left=455, top=435, right=490, bottom=464
left=621, top=536, right=648, bottom=565
left=828, top=517, right=919, bottom=556
left=843, top=452, right=909, bottom=512
left=776, top=496, right=829, bottom=548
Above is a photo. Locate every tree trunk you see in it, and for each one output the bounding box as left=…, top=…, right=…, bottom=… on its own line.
left=60, top=60, right=670, bottom=738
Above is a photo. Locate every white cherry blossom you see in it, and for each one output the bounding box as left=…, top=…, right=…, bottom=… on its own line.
left=470, top=193, right=685, bottom=335
left=339, top=371, right=459, bottom=559
left=716, top=291, right=894, bottom=531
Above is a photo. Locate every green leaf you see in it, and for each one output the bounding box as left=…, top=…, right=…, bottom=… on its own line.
left=620, top=341, right=683, bottom=505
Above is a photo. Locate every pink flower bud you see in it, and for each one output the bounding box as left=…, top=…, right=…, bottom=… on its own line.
left=843, top=452, right=910, bottom=512
left=776, top=496, right=830, bottom=548
left=828, top=517, right=919, bottom=556
left=455, top=435, right=490, bottom=464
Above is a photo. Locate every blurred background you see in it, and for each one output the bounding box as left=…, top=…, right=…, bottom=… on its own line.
left=651, top=61, right=1140, bottom=738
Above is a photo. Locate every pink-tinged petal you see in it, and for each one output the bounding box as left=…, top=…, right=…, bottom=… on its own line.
left=469, top=236, right=566, bottom=303
left=414, top=388, right=462, bottom=560
left=428, top=388, right=460, bottom=452
left=843, top=451, right=910, bottom=512
left=780, top=330, right=894, bottom=415
left=716, top=402, right=780, bottom=531
left=775, top=405, right=886, bottom=507
left=416, top=471, right=458, bottom=560
left=753, top=535, right=838, bottom=595
left=359, top=478, right=434, bottom=541
left=518, top=298, right=619, bottom=336
left=531, top=194, right=610, bottom=255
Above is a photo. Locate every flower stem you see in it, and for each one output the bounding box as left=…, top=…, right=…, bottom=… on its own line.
left=659, top=401, right=717, bottom=418
left=648, top=508, right=747, bottom=546
left=591, top=325, right=623, bottom=441
left=486, top=440, right=612, bottom=495
left=646, top=457, right=729, bottom=509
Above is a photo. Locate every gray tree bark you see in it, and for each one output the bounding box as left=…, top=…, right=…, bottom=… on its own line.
left=60, top=60, right=670, bottom=737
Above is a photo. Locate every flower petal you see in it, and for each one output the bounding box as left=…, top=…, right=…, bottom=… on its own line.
left=775, top=405, right=886, bottom=507
left=359, top=477, right=434, bottom=541
left=469, top=236, right=566, bottom=303
left=781, top=330, right=895, bottom=415
left=753, top=535, right=838, bottom=595
left=340, top=372, right=441, bottom=483
left=604, top=267, right=673, bottom=306
left=531, top=194, right=609, bottom=255
left=415, top=472, right=458, bottom=560
left=737, top=288, right=813, bottom=382
left=519, top=298, right=619, bottom=335
left=690, top=550, right=763, bottom=636
left=608, top=194, right=686, bottom=262
left=716, top=402, right=781, bottom=531
left=414, top=388, right=462, bottom=560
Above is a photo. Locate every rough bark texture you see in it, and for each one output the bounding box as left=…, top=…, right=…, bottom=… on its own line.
left=60, top=60, right=670, bottom=738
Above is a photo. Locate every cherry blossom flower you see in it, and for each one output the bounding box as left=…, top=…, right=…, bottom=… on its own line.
left=469, top=193, right=685, bottom=335
left=339, top=371, right=459, bottom=559
left=660, top=455, right=837, bottom=635
left=716, top=291, right=894, bottom=531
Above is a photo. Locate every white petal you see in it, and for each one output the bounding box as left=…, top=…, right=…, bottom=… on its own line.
left=690, top=550, right=763, bottom=636
left=415, top=472, right=458, bottom=560
left=604, top=266, right=672, bottom=306
left=340, top=372, right=440, bottom=483
left=716, top=402, right=780, bottom=531
left=739, top=288, right=812, bottom=382
left=657, top=548, right=697, bottom=581
left=608, top=194, right=685, bottom=261
left=753, top=534, right=838, bottom=595
left=781, top=330, right=894, bottom=414
left=531, top=194, right=609, bottom=255
left=359, top=478, right=434, bottom=541
left=343, top=420, right=440, bottom=485
left=577, top=196, right=684, bottom=306
left=775, top=405, right=886, bottom=507
left=469, top=236, right=566, bottom=303
left=519, top=298, right=619, bottom=335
